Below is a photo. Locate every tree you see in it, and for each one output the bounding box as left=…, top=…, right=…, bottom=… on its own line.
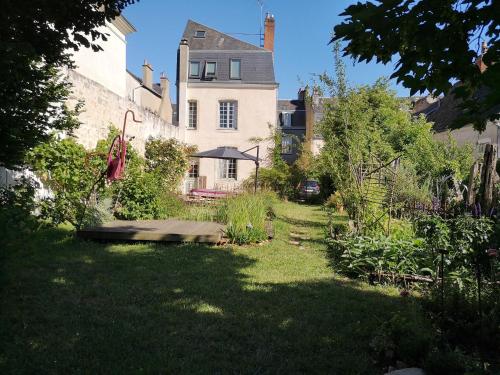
left=332, top=0, right=499, bottom=131
left=0, top=0, right=137, bottom=168
left=317, top=44, right=473, bottom=231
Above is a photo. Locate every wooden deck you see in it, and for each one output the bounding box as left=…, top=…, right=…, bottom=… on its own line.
left=77, top=219, right=226, bottom=243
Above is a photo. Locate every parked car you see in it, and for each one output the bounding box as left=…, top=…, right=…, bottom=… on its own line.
left=298, top=180, right=320, bottom=200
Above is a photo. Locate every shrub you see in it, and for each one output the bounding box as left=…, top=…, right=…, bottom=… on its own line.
left=370, top=312, right=433, bottom=368
left=328, top=234, right=429, bottom=279
left=325, top=191, right=344, bottom=212
left=256, top=167, right=292, bottom=198
left=215, top=192, right=275, bottom=244
left=145, top=138, right=196, bottom=192
left=0, top=177, right=39, bottom=247
left=114, top=170, right=163, bottom=220
left=28, top=136, right=106, bottom=227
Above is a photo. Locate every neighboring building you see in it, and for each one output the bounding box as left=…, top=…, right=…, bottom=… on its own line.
left=277, top=88, right=329, bottom=163
left=277, top=89, right=307, bottom=163
left=415, top=92, right=500, bottom=158
left=413, top=43, right=500, bottom=158
left=71, top=15, right=134, bottom=97
left=176, top=16, right=278, bottom=192
left=126, top=63, right=173, bottom=123
left=69, top=15, right=179, bottom=154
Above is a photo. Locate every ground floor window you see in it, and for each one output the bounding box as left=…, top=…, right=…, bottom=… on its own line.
left=218, top=159, right=237, bottom=179
left=188, top=160, right=199, bottom=178
left=281, top=135, right=293, bottom=154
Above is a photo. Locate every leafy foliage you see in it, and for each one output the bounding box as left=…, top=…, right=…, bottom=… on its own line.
left=332, top=0, right=499, bottom=131
left=0, top=177, right=40, bottom=247
left=113, top=169, right=164, bottom=220
left=215, top=193, right=276, bottom=244
left=28, top=136, right=106, bottom=226
left=145, top=138, right=196, bottom=191
left=0, top=0, right=137, bottom=167
left=328, top=234, right=428, bottom=278
left=27, top=128, right=193, bottom=225
left=316, top=45, right=473, bottom=232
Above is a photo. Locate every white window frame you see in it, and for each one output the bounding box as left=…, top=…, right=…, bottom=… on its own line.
left=194, top=30, right=206, bottom=38
left=218, top=159, right=237, bottom=180
left=188, top=159, right=199, bottom=178
left=281, top=135, right=293, bottom=154
left=282, top=111, right=292, bottom=127
left=189, top=61, right=200, bottom=78
left=219, top=101, right=237, bottom=129
left=230, top=59, right=241, bottom=80
left=188, top=100, right=197, bottom=129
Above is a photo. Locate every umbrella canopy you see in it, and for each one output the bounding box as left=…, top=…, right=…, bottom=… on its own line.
left=192, top=146, right=258, bottom=162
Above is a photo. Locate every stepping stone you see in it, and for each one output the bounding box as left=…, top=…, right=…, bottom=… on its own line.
left=289, top=240, right=300, bottom=246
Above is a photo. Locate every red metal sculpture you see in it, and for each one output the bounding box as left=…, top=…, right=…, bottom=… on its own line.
left=106, top=110, right=141, bottom=181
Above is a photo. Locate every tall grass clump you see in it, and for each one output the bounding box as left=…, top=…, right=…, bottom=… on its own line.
left=216, top=192, right=276, bottom=244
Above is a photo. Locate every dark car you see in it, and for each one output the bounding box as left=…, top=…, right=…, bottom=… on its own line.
left=298, top=180, right=320, bottom=200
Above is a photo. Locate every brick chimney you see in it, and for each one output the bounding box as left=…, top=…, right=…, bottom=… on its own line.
left=264, top=13, right=275, bottom=52
left=142, top=60, right=153, bottom=89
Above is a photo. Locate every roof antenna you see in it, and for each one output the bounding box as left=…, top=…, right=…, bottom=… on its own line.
left=257, top=0, right=264, bottom=47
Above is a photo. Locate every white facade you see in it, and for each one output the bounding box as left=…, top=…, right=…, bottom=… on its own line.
left=71, top=17, right=134, bottom=97
left=176, top=20, right=279, bottom=192
left=183, top=84, right=277, bottom=190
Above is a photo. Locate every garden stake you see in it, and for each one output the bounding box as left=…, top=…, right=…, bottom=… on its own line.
left=476, top=254, right=482, bottom=319
left=440, top=248, right=445, bottom=316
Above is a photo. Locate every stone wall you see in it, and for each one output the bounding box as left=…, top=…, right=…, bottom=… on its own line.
left=67, top=69, right=180, bottom=154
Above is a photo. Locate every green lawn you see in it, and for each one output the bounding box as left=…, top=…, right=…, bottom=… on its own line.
left=0, top=202, right=428, bottom=374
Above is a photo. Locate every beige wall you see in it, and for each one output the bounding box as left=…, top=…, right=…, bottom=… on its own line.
left=434, top=121, right=500, bottom=158
left=71, top=21, right=127, bottom=97
left=126, top=73, right=161, bottom=113
left=183, top=85, right=277, bottom=190
left=68, top=70, right=180, bottom=155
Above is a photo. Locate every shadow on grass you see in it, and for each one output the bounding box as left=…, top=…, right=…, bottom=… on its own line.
left=278, top=214, right=326, bottom=229
left=1, top=227, right=424, bottom=374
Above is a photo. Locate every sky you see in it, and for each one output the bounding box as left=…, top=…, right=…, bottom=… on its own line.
left=123, top=0, right=410, bottom=101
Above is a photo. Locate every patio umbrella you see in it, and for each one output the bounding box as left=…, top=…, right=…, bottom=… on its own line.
left=191, top=146, right=260, bottom=192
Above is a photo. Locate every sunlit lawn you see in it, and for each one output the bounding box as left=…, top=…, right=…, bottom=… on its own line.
left=0, top=202, right=429, bottom=374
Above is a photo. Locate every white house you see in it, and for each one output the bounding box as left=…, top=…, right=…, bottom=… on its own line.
left=176, top=16, right=279, bottom=192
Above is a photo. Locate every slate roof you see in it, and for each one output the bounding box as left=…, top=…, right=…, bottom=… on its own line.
left=278, top=99, right=305, bottom=111
left=182, top=20, right=276, bottom=85
left=413, top=85, right=500, bottom=133
left=126, top=69, right=163, bottom=97
left=182, top=20, right=263, bottom=51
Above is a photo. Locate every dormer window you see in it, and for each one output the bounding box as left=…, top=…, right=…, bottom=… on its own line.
left=230, top=59, right=241, bottom=80
left=194, top=30, right=206, bottom=38
left=205, top=62, right=217, bottom=77
left=189, top=61, right=200, bottom=78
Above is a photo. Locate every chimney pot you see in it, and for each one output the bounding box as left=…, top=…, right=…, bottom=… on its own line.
left=142, top=60, right=153, bottom=89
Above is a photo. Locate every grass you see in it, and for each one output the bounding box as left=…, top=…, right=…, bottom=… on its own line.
left=0, top=201, right=431, bottom=374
